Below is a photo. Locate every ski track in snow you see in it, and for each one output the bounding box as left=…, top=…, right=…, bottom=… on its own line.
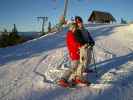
left=0, top=24, right=133, bottom=100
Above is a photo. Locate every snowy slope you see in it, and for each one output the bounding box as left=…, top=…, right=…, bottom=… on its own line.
left=0, top=24, right=133, bottom=100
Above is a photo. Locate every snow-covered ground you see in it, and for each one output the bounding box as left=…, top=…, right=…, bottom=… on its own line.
left=0, top=24, right=133, bottom=100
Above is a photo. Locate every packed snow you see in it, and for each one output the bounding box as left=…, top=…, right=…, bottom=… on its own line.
left=0, top=24, right=133, bottom=100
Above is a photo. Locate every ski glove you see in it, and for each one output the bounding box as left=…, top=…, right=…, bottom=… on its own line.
left=88, top=41, right=95, bottom=48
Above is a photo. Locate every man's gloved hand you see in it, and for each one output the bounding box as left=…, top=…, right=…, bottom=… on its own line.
left=85, top=42, right=95, bottom=49
left=88, top=41, right=95, bottom=47
left=82, top=42, right=95, bottom=49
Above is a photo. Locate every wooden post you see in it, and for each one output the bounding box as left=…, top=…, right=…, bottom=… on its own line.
left=63, top=0, right=69, bottom=17
left=37, top=16, right=48, bottom=35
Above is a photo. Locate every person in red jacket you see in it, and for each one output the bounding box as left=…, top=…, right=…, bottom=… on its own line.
left=58, top=23, right=90, bottom=87
left=67, top=23, right=81, bottom=61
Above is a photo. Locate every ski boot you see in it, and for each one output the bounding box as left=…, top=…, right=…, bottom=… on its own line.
left=58, top=78, right=70, bottom=88
left=72, top=76, right=91, bottom=87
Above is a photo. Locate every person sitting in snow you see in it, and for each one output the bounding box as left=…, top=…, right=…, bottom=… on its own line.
left=58, top=20, right=94, bottom=87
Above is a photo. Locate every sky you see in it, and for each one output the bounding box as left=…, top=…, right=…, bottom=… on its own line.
left=0, top=0, right=133, bottom=32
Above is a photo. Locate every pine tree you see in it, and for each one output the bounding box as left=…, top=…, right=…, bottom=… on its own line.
left=48, top=21, right=52, bottom=33
left=0, top=32, right=9, bottom=47
left=12, top=24, right=18, bottom=34
left=0, top=25, right=24, bottom=48
left=3, top=28, right=8, bottom=33
left=121, top=18, right=127, bottom=24
left=8, top=24, right=19, bottom=45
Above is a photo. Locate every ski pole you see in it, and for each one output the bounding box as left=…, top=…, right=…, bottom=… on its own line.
left=92, top=47, right=98, bottom=77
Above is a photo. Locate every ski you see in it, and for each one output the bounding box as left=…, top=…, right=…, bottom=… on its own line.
left=43, top=80, right=111, bottom=89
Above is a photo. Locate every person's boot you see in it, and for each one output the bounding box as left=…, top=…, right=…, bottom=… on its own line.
left=72, top=76, right=91, bottom=86
left=58, top=78, right=70, bottom=87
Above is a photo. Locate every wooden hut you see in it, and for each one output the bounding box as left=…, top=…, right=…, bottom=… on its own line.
left=88, top=11, right=116, bottom=23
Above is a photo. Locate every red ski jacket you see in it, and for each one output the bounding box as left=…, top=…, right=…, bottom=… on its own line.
left=66, top=30, right=82, bottom=60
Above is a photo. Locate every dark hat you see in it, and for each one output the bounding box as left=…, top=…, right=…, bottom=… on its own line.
left=75, top=16, right=83, bottom=23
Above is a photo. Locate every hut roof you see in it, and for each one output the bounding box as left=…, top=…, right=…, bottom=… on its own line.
left=88, top=10, right=116, bottom=22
